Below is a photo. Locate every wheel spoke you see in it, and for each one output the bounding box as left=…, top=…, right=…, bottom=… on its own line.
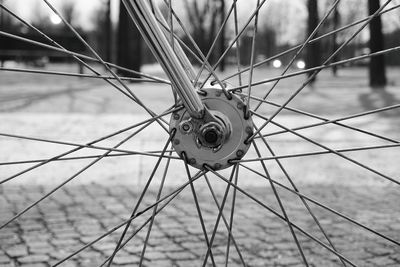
left=200, top=0, right=268, bottom=86
left=201, top=165, right=237, bottom=267
left=0, top=29, right=170, bottom=130
left=243, top=93, right=400, bottom=144
left=204, top=174, right=246, bottom=266
left=207, top=167, right=358, bottom=266
left=42, top=0, right=171, bottom=131
left=0, top=151, right=175, bottom=166
left=0, top=121, right=168, bottom=230
left=0, top=0, right=398, bottom=265
left=98, top=170, right=206, bottom=267
left=153, top=0, right=196, bottom=83
left=248, top=0, right=393, bottom=141
left=182, top=153, right=216, bottom=267
left=159, top=0, right=231, bottom=99
left=252, top=111, right=400, bottom=186
left=252, top=142, right=309, bottom=266
left=222, top=3, right=400, bottom=82
left=0, top=107, right=177, bottom=185
left=167, top=0, right=174, bottom=50
left=255, top=130, right=347, bottom=266
left=156, top=18, right=211, bottom=76
left=233, top=1, right=243, bottom=87
left=238, top=163, right=400, bottom=248
left=192, top=0, right=237, bottom=84
left=137, top=149, right=172, bottom=267
left=0, top=3, right=169, bottom=85
left=164, top=0, right=181, bottom=105
left=224, top=164, right=240, bottom=267
left=236, top=143, right=400, bottom=163
left=245, top=0, right=261, bottom=110
left=0, top=4, right=168, bottom=85
left=253, top=0, right=341, bottom=113
left=0, top=132, right=177, bottom=162
left=0, top=67, right=167, bottom=83
left=229, top=45, right=400, bottom=92
left=106, top=133, right=175, bottom=266
left=53, top=169, right=207, bottom=266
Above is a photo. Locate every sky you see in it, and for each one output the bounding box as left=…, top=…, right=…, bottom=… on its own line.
left=2, top=0, right=118, bottom=29
left=3, top=0, right=398, bottom=42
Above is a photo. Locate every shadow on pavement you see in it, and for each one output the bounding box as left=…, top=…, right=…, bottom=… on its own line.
left=359, top=88, right=400, bottom=117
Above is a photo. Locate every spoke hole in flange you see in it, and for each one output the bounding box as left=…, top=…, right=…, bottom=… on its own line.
left=170, top=87, right=253, bottom=170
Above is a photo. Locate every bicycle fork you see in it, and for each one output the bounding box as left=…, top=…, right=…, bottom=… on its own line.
left=122, top=0, right=205, bottom=119
left=122, top=0, right=253, bottom=170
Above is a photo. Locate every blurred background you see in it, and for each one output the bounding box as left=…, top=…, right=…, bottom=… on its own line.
left=0, top=0, right=399, bottom=185
left=0, top=2, right=400, bottom=266
left=0, top=0, right=399, bottom=82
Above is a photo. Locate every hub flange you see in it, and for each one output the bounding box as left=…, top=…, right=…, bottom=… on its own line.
left=170, top=87, right=253, bottom=170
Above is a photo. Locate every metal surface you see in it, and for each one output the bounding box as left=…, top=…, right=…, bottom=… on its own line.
left=170, top=85, right=253, bottom=170
left=153, top=4, right=197, bottom=82
left=122, top=0, right=204, bottom=118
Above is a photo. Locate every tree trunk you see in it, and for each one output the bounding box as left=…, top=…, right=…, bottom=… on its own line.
left=218, top=0, right=226, bottom=72
left=306, top=0, right=321, bottom=83
left=331, top=3, right=340, bottom=76
left=117, top=0, right=142, bottom=79
left=104, top=0, right=112, bottom=63
left=0, top=4, right=4, bottom=67
left=368, top=0, right=386, bottom=88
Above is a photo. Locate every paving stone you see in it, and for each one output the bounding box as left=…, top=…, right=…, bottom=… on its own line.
left=1, top=184, right=400, bottom=266
left=5, top=245, right=28, bottom=258
left=51, top=239, right=80, bottom=247
left=275, top=256, right=302, bottom=266
left=29, top=246, right=54, bottom=255
left=366, top=246, right=393, bottom=256
left=147, top=259, right=175, bottom=267
left=91, top=242, right=117, bottom=251
left=17, top=254, right=50, bottom=264
left=367, top=256, right=396, bottom=266
left=112, top=254, right=140, bottom=265
left=166, top=251, right=196, bottom=260
left=48, top=251, right=71, bottom=260
left=50, top=260, right=79, bottom=267
left=0, top=255, right=12, bottom=264
left=20, top=263, right=47, bottom=267
left=143, top=251, right=168, bottom=260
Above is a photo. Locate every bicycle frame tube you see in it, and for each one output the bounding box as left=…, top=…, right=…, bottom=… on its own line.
left=122, top=0, right=204, bottom=119
left=153, top=5, right=197, bottom=82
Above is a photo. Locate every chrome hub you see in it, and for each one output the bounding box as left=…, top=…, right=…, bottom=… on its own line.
left=170, top=86, right=253, bottom=170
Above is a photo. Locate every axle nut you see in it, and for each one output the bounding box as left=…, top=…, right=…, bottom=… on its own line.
left=199, top=123, right=224, bottom=148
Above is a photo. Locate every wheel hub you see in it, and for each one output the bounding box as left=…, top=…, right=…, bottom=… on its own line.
left=170, top=86, right=253, bottom=170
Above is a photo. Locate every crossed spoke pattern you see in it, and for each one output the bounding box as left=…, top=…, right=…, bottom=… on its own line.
left=0, top=0, right=399, bottom=266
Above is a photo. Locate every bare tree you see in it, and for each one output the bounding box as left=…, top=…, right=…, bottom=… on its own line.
left=184, top=0, right=219, bottom=65
left=305, top=0, right=321, bottom=83
left=91, top=0, right=112, bottom=63
left=104, top=0, right=112, bottom=63
left=368, top=0, right=386, bottom=88
left=117, top=0, right=142, bottom=79
left=60, top=0, right=76, bottom=26
left=31, top=4, right=51, bottom=30
left=331, top=2, right=340, bottom=76
left=218, top=0, right=226, bottom=71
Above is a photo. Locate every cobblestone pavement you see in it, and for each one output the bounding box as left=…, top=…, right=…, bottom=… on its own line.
left=1, top=183, right=400, bottom=267
left=1, top=67, right=400, bottom=266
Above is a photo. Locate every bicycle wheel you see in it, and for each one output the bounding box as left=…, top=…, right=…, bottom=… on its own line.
left=1, top=0, right=400, bottom=266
